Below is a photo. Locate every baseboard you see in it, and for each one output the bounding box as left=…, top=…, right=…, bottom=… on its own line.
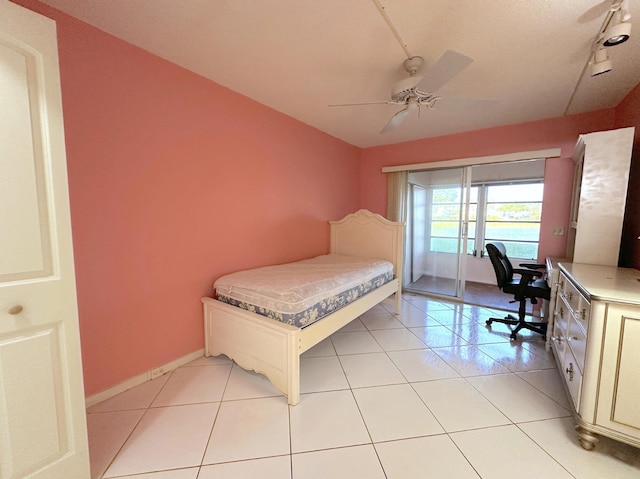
left=84, top=348, right=204, bottom=409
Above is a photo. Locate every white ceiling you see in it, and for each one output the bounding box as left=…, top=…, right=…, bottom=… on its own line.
left=39, top=0, right=640, bottom=148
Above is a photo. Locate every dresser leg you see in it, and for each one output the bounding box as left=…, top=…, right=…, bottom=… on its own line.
left=575, top=425, right=599, bottom=450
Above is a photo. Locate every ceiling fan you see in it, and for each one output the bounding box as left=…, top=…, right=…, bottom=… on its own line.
left=330, top=50, right=475, bottom=133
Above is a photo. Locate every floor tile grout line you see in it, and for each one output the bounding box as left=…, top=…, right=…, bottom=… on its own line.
left=288, top=401, right=294, bottom=479
left=514, top=370, right=574, bottom=411
left=107, top=464, right=202, bottom=479
left=344, top=313, right=461, bottom=450
left=459, top=371, right=573, bottom=427
left=333, top=322, right=398, bottom=479
left=193, top=360, right=233, bottom=472
left=196, top=402, right=223, bottom=470
left=97, top=370, right=176, bottom=479
left=514, top=420, right=580, bottom=479
left=445, top=429, right=488, bottom=479
left=189, top=419, right=586, bottom=474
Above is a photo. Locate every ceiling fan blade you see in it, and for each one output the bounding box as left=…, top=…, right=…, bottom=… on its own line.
left=417, top=50, right=473, bottom=93
left=380, top=105, right=412, bottom=133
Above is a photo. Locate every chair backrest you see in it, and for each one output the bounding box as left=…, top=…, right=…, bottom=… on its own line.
left=486, top=242, right=514, bottom=289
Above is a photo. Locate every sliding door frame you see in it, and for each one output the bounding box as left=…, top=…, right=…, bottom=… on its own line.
left=387, top=148, right=561, bottom=301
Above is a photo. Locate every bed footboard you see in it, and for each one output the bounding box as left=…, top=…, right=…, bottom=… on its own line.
left=202, top=297, right=302, bottom=405
left=202, top=279, right=399, bottom=406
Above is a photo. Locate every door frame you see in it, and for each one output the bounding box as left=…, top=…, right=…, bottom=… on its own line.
left=392, top=149, right=560, bottom=302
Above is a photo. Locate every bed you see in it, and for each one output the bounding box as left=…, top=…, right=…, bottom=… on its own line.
left=201, top=209, right=404, bottom=405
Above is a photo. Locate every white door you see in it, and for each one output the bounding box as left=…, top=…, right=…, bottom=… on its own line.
left=0, top=2, right=90, bottom=478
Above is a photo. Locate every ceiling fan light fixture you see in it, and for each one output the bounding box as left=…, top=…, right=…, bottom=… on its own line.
left=591, top=47, right=613, bottom=76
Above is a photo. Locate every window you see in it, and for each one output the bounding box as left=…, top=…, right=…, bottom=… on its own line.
left=480, top=183, right=543, bottom=259
left=428, top=181, right=543, bottom=259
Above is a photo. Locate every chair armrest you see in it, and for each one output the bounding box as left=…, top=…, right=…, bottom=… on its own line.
left=519, top=262, right=546, bottom=269
left=513, top=268, right=543, bottom=279
left=512, top=268, right=542, bottom=300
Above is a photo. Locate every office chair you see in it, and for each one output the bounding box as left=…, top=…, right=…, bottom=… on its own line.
left=485, top=242, right=550, bottom=340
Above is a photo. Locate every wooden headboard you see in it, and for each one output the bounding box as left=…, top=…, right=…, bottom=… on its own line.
left=330, top=209, right=404, bottom=280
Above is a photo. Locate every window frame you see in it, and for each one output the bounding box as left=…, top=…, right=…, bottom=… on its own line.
left=427, top=179, right=544, bottom=260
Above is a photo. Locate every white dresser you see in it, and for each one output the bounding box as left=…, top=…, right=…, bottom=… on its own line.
left=550, top=262, right=640, bottom=450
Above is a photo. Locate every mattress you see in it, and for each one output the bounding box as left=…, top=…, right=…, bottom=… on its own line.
left=214, top=254, right=394, bottom=328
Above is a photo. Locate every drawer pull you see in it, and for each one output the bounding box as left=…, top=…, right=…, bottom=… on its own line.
left=568, top=292, right=574, bottom=302
left=8, top=305, right=23, bottom=315
left=559, top=307, right=564, bottom=319
left=566, top=362, right=574, bottom=381
left=581, top=309, right=587, bottom=320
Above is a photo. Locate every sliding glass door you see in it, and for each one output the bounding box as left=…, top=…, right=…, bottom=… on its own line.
left=403, top=160, right=545, bottom=305
left=406, top=167, right=471, bottom=299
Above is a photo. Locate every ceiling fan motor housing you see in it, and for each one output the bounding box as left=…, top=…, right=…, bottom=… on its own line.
left=391, top=75, right=423, bottom=102
left=403, top=56, right=424, bottom=74
left=392, top=56, right=427, bottom=102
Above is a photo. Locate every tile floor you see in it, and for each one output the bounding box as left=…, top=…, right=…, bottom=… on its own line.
left=87, top=295, right=640, bottom=478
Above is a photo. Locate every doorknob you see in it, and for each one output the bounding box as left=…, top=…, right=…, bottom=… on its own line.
left=8, top=305, right=23, bottom=315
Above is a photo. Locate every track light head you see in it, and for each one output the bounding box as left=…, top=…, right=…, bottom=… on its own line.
left=603, top=1, right=632, bottom=46
left=585, top=1, right=632, bottom=79
left=591, top=47, right=612, bottom=76
left=603, top=20, right=632, bottom=46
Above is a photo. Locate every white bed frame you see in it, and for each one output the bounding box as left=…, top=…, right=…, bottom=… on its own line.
left=201, top=209, right=404, bottom=405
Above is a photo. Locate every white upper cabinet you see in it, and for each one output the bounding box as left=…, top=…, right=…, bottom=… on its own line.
left=566, top=127, right=635, bottom=266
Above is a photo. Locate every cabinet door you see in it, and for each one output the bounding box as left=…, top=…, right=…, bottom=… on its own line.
left=596, top=304, right=640, bottom=440
left=572, top=128, right=634, bottom=266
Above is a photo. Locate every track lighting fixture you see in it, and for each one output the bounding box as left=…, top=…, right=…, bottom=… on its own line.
left=603, top=1, right=632, bottom=46
left=604, top=20, right=632, bottom=46
left=591, top=46, right=612, bottom=76
left=567, top=0, right=634, bottom=112
left=589, top=0, right=632, bottom=76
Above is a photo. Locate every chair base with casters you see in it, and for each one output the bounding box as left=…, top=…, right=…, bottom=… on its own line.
left=486, top=301, right=547, bottom=341
left=485, top=242, right=551, bottom=341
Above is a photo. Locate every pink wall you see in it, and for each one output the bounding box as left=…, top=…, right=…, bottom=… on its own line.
left=15, top=1, right=361, bottom=396
left=360, top=111, right=617, bottom=261
left=12, top=1, right=640, bottom=396
left=616, top=82, right=640, bottom=268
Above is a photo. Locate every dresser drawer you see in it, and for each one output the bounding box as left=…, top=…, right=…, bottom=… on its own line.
left=556, top=295, right=570, bottom=336
left=551, top=309, right=567, bottom=361
left=562, top=348, right=582, bottom=411
left=575, top=300, right=590, bottom=332
left=562, top=275, right=582, bottom=314
left=567, top=318, right=587, bottom=372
